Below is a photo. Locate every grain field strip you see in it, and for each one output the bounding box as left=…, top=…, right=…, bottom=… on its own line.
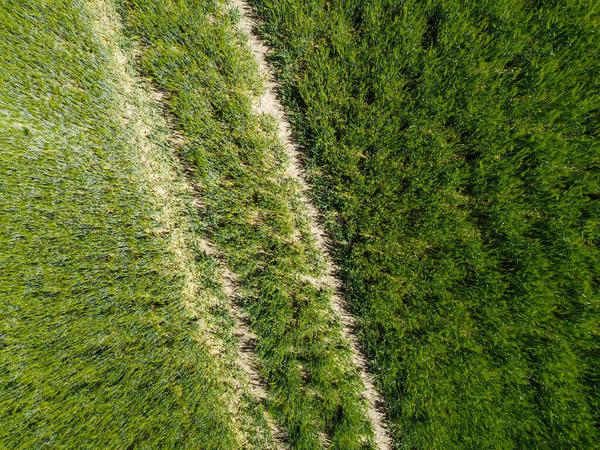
left=231, top=1, right=393, bottom=448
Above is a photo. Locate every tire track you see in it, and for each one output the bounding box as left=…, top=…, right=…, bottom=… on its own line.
left=231, top=1, right=393, bottom=448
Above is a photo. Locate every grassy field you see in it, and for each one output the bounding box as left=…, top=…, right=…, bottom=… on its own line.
left=3, top=0, right=598, bottom=448
left=0, top=0, right=275, bottom=448
left=251, top=0, right=600, bottom=448
left=118, top=0, right=378, bottom=448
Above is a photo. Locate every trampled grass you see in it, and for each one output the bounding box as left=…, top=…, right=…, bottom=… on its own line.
left=0, top=0, right=274, bottom=447
left=118, top=0, right=377, bottom=448
left=250, top=0, right=600, bottom=448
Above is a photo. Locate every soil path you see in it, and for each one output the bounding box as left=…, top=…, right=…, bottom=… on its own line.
left=151, top=53, right=289, bottom=450
left=231, top=1, right=393, bottom=448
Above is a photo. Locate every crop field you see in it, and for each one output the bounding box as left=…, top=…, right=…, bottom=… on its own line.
left=251, top=0, right=600, bottom=448
left=2, top=0, right=598, bottom=448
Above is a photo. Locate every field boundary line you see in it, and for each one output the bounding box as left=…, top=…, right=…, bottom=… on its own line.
left=231, top=1, right=393, bottom=448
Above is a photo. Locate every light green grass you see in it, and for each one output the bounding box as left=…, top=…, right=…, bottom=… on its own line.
left=0, top=0, right=274, bottom=448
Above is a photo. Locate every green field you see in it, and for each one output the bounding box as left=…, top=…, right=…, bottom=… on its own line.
left=1, top=0, right=376, bottom=448
left=2, top=0, right=599, bottom=448
left=251, top=0, right=600, bottom=448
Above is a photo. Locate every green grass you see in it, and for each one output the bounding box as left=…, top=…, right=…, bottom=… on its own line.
left=4, top=0, right=597, bottom=448
left=118, top=0, right=377, bottom=448
left=0, top=0, right=274, bottom=448
left=250, top=0, right=600, bottom=448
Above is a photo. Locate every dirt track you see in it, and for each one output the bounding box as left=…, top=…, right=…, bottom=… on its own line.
left=231, top=1, right=393, bottom=448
